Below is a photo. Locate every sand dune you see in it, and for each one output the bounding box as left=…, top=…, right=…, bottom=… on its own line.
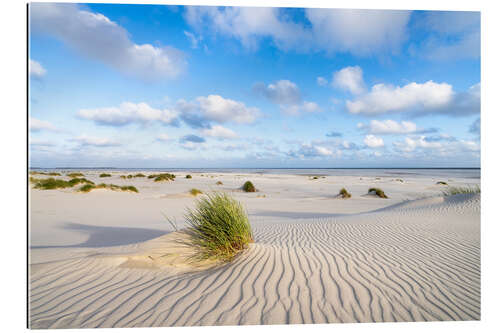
left=29, top=193, right=480, bottom=328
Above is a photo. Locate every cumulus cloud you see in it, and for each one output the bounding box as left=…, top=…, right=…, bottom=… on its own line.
left=357, top=119, right=437, bottom=135
left=317, top=77, right=328, bottom=86
left=77, top=102, right=179, bottom=127
left=393, top=135, right=479, bottom=154
left=30, top=3, right=186, bottom=81
left=201, top=125, right=238, bottom=140
left=180, top=134, right=205, bottom=143
left=30, top=117, right=59, bottom=132
left=71, top=135, right=121, bottom=147
left=29, top=59, right=46, bottom=78
left=346, top=80, right=480, bottom=116
left=177, top=95, right=260, bottom=128
left=332, top=66, right=365, bottom=95
left=288, top=144, right=336, bottom=158
left=469, top=117, right=480, bottom=135
left=185, top=7, right=411, bottom=56
left=254, top=80, right=321, bottom=115
left=363, top=135, right=384, bottom=148
left=184, top=6, right=309, bottom=51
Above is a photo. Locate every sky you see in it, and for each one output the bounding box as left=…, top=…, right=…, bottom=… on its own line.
left=28, top=3, right=481, bottom=168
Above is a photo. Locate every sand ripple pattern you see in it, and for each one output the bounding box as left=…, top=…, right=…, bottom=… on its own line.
left=29, top=194, right=480, bottom=328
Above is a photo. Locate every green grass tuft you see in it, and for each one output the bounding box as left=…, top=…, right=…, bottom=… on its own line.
left=183, top=192, right=254, bottom=261
left=436, top=181, right=448, bottom=185
left=30, top=171, right=61, bottom=176
left=67, top=172, right=85, bottom=178
left=339, top=187, right=352, bottom=199
left=189, top=188, right=203, bottom=196
left=99, top=173, right=112, bottom=177
left=186, top=174, right=192, bottom=179
left=78, top=183, right=139, bottom=193
left=368, top=187, right=388, bottom=199
left=31, top=177, right=94, bottom=190
left=148, top=173, right=176, bottom=182
left=242, top=181, right=256, bottom=192
left=442, top=185, right=480, bottom=196
left=216, top=181, right=223, bottom=185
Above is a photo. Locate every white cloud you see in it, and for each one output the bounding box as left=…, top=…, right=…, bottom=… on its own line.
left=346, top=80, right=480, bottom=116
left=71, top=135, right=120, bottom=147
left=30, top=3, right=186, bottom=81
left=357, top=119, right=437, bottom=135
left=302, top=101, right=321, bottom=113
left=77, top=102, right=179, bottom=127
left=184, top=6, right=308, bottom=51
left=29, top=59, right=46, bottom=78
left=364, top=135, right=384, bottom=148
left=178, top=95, right=260, bottom=128
left=201, top=125, right=238, bottom=140
left=305, top=8, right=411, bottom=56
left=288, top=144, right=336, bottom=158
left=30, top=117, right=58, bottom=132
left=184, top=30, right=202, bottom=49
left=393, top=135, right=480, bottom=154
left=317, top=77, right=328, bottom=86
left=156, top=134, right=171, bottom=142
left=185, top=7, right=411, bottom=56
left=332, top=66, right=365, bottom=95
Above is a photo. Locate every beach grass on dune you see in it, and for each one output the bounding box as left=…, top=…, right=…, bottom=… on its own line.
left=30, top=171, right=61, bottom=176
left=67, top=172, right=85, bottom=178
left=189, top=188, right=203, bottom=196
left=120, top=173, right=146, bottom=179
left=148, top=173, right=176, bottom=182
left=183, top=192, right=254, bottom=261
left=78, top=183, right=139, bottom=193
left=31, top=177, right=94, bottom=190
left=339, top=187, right=352, bottom=199
left=186, top=174, right=192, bottom=179
left=436, top=181, right=448, bottom=185
left=368, top=187, right=388, bottom=198
left=242, top=181, right=256, bottom=192
left=99, top=173, right=112, bottom=178
left=442, top=185, right=480, bottom=196
left=216, top=181, right=223, bottom=185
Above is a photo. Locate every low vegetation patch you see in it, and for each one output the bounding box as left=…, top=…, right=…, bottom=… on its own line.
left=442, top=185, right=480, bottom=196
left=216, top=181, right=223, bottom=185
left=30, top=177, right=94, bottom=190
left=120, top=173, right=146, bottom=179
left=78, top=183, right=139, bottom=193
left=99, top=173, right=112, bottom=178
left=189, top=188, right=203, bottom=196
left=183, top=192, right=254, bottom=261
left=30, top=171, right=61, bottom=176
left=368, top=187, right=388, bottom=199
left=242, top=181, right=256, bottom=192
left=148, top=173, right=176, bottom=182
left=436, top=181, right=448, bottom=185
left=186, top=174, right=192, bottom=179
left=339, top=187, right=352, bottom=199
left=395, top=178, right=404, bottom=183
left=67, top=172, right=85, bottom=178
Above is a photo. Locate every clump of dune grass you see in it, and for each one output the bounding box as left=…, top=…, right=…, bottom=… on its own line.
left=368, top=187, right=388, bottom=199
left=242, top=181, right=256, bottom=192
left=78, top=183, right=138, bottom=193
left=133, top=173, right=145, bottom=178
left=436, top=181, right=448, bottom=185
left=189, top=188, right=203, bottom=196
left=67, top=172, right=85, bottom=178
left=186, top=174, right=192, bottom=179
left=339, top=187, right=352, bottom=199
left=30, top=171, right=61, bottom=176
left=442, top=185, right=480, bottom=196
left=183, top=192, right=254, bottom=261
left=148, top=173, right=176, bottom=182
left=312, top=176, right=319, bottom=180
left=216, top=181, right=223, bottom=185
left=31, top=177, right=94, bottom=190
left=99, top=173, right=112, bottom=178
left=121, top=173, right=146, bottom=179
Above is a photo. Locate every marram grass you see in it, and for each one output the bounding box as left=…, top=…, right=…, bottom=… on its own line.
left=442, top=185, right=480, bottom=196
left=184, top=192, right=254, bottom=261
left=339, top=187, right=352, bottom=199
left=368, top=187, right=388, bottom=199
left=31, top=177, right=94, bottom=190
left=189, top=188, right=203, bottom=196
left=242, top=181, right=256, bottom=192
left=78, top=183, right=138, bottom=193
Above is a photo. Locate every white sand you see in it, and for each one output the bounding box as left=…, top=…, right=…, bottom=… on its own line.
left=28, top=171, right=480, bottom=328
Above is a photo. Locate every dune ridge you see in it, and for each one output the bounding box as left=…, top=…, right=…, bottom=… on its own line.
left=29, top=194, right=480, bottom=328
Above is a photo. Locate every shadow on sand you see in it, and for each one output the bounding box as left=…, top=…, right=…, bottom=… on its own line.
left=31, top=222, right=168, bottom=249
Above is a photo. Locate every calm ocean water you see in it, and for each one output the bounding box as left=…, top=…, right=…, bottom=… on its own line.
left=31, top=168, right=481, bottom=179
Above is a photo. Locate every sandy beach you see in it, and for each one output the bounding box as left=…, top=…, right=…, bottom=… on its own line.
left=28, top=169, right=480, bottom=328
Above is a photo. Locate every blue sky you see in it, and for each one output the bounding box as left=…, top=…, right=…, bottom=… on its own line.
left=28, top=3, right=480, bottom=168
